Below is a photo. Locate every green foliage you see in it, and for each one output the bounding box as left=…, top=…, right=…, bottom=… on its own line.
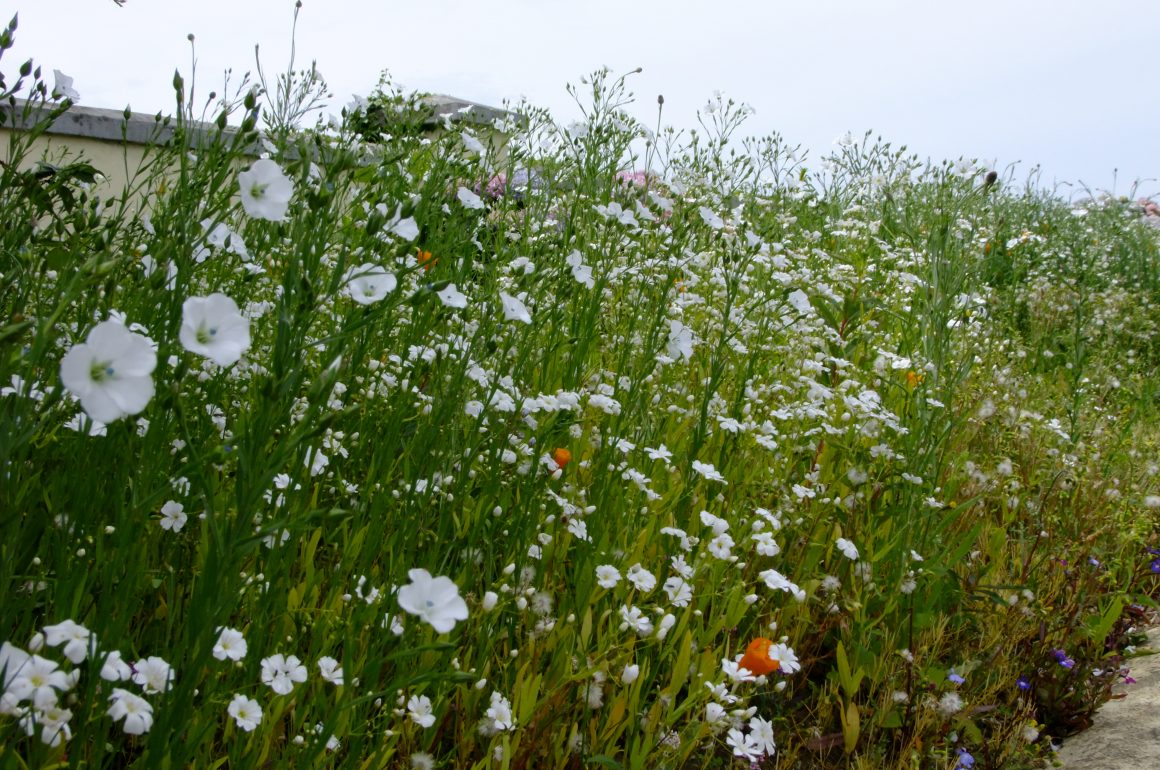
left=1, top=16, right=1159, bottom=770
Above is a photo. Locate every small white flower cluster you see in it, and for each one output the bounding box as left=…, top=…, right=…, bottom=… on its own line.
left=1, top=620, right=175, bottom=743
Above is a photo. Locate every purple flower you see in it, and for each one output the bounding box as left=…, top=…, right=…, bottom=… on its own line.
left=948, top=672, right=965, bottom=685
left=1150, top=558, right=1160, bottom=574
left=1016, top=675, right=1031, bottom=691
left=1052, top=649, right=1076, bottom=669
left=955, top=749, right=976, bottom=769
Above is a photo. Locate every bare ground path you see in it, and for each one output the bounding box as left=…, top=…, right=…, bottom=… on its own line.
left=1058, top=627, right=1160, bottom=769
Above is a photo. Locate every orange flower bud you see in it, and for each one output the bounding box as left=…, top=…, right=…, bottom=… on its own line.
left=551, top=447, right=572, bottom=469
left=739, top=637, right=780, bottom=676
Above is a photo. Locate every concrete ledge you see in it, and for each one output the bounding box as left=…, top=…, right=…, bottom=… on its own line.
left=1, top=93, right=509, bottom=150
left=1058, top=627, right=1160, bottom=769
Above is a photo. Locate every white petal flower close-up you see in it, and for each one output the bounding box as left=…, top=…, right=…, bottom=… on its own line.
left=396, top=569, right=469, bottom=633
left=237, top=158, right=294, bottom=221
left=260, top=653, right=308, bottom=695
left=227, top=693, right=263, bottom=732
left=179, top=293, right=251, bottom=367
left=436, top=283, right=468, bottom=308
left=99, top=650, right=133, bottom=682
left=158, top=500, right=187, bottom=533
left=407, top=694, right=436, bottom=728
left=212, top=627, right=248, bottom=662
left=107, top=688, right=153, bottom=735
left=344, top=263, right=397, bottom=305
left=456, top=186, right=485, bottom=210
left=836, top=537, right=860, bottom=560
left=131, top=656, right=174, bottom=695
left=499, top=292, right=531, bottom=324
left=60, top=319, right=157, bottom=424
left=52, top=69, right=79, bottom=101
left=317, top=656, right=344, bottom=686
left=41, top=620, right=93, bottom=664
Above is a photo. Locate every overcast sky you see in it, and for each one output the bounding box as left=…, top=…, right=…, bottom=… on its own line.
left=9, top=0, right=1159, bottom=197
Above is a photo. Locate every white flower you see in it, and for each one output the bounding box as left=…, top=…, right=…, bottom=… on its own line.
left=436, top=283, right=468, bottom=308
left=625, top=563, right=657, bottom=593
left=179, top=293, right=251, bottom=367
left=662, top=576, right=692, bottom=607
left=317, top=656, right=343, bottom=686
left=699, top=206, right=724, bottom=230
left=260, top=654, right=307, bottom=695
left=760, top=568, right=797, bottom=595
left=752, top=531, right=780, bottom=557
left=787, top=289, right=812, bottom=315
left=159, top=500, right=187, bottom=532
left=389, top=215, right=420, bottom=241
left=411, top=753, right=436, bottom=770
left=766, top=642, right=800, bottom=674
left=107, top=688, right=153, bottom=735
left=60, top=319, right=156, bottom=424
left=213, top=628, right=248, bottom=662
left=237, top=158, right=294, bottom=221
left=41, top=620, right=93, bottom=664
left=565, top=250, right=595, bottom=288
left=457, top=186, right=485, bottom=210
left=705, top=702, right=729, bottom=726
left=708, top=533, right=735, bottom=560
left=228, top=693, right=263, bottom=731
left=727, top=727, right=762, bottom=760
left=836, top=537, right=859, bottom=560
left=937, top=692, right=964, bottom=716
left=407, top=694, right=436, bottom=728
left=595, top=565, right=621, bottom=589
left=396, top=569, right=469, bottom=634
left=595, top=201, right=638, bottom=228
left=201, top=219, right=250, bottom=261
left=748, top=716, right=776, bottom=756
left=30, top=704, right=73, bottom=746
left=691, top=460, right=726, bottom=484
left=484, top=691, right=514, bottom=732
left=132, top=656, right=174, bottom=694
left=584, top=676, right=604, bottom=709
left=461, top=131, right=486, bottom=155
left=345, top=263, right=397, bottom=305
left=5, top=653, right=69, bottom=709
left=621, top=663, right=640, bottom=685
left=99, top=650, right=133, bottom=682
left=667, top=320, right=696, bottom=360
left=499, top=292, right=532, bottom=324
left=618, top=605, right=654, bottom=636
left=699, top=511, right=729, bottom=535
left=644, top=444, right=672, bottom=462
left=52, top=70, right=79, bottom=101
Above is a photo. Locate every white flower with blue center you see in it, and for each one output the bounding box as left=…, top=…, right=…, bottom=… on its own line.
left=179, top=293, right=251, bottom=367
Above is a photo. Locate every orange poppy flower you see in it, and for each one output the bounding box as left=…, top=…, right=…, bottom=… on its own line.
left=551, top=447, right=572, bottom=469
left=739, top=637, right=780, bottom=676
left=417, top=249, right=437, bottom=272
left=906, top=370, right=924, bottom=389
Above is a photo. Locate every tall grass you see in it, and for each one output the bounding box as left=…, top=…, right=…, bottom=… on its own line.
left=2, top=14, right=1159, bottom=769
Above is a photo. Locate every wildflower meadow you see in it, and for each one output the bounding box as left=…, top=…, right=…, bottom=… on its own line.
left=2, top=13, right=1160, bottom=769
